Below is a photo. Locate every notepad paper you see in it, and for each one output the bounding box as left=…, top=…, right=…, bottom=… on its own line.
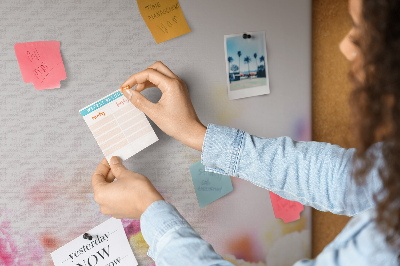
left=79, top=90, right=158, bottom=162
left=189, top=161, right=233, bottom=208
left=269, top=191, right=304, bottom=223
left=137, top=0, right=191, bottom=44
left=51, top=218, right=138, bottom=266
left=14, top=41, right=67, bottom=90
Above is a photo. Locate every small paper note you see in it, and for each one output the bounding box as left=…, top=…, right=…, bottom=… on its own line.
left=51, top=218, right=138, bottom=266
left=269, top=191, right=304, bottom=223
left=79, top=90, right=158, bottom=162
left=189, top=161, right=233, bottom=208
left=137, top=0, right=191, bottom=44
left=14, top=41, right=67, bottom=90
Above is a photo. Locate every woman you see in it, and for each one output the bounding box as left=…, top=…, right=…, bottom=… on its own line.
left=91, top=0, right=400, bottom=264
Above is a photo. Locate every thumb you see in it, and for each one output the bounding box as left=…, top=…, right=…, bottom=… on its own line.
left=123, top=89, right=155, bottom=117
left=109, top=156, right=129, bottom=178
left=92, top=158, right=111, bottom=189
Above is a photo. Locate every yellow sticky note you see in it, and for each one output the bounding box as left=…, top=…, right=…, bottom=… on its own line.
left=137, top=0, right=191, bottom=44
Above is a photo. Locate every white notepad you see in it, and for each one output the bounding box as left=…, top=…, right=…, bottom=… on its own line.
left=79, top=90, right=158, bottom=162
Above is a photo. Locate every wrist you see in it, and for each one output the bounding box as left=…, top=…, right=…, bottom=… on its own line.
left=187, top=122, right=206, bottom=151
left=140, top=194, right=164, bottom=218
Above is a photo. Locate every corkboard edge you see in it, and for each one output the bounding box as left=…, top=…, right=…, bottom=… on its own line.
left=311, top=0, right=353, bottom=258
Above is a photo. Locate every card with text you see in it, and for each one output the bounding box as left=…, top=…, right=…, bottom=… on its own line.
left=137, top=0, right=191, bottom=44
left=14, top=41, right=67, bottom=90
left=79, top=90, right=158, bottom=162
left=51, top=218, right=138, bottom=266
left=189, top=161, right=233, bottom=208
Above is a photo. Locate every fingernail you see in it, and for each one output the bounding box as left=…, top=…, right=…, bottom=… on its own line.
left=110, top=156, right=121, bottom=165
left=125, top=89, right=133, bottom=100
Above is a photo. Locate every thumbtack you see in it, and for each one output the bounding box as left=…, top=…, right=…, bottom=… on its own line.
left=121, top=85, right=130, bottom=93
left=242, top=33, right=252, bottom=39
left=83, top=233, right=93, bottom=240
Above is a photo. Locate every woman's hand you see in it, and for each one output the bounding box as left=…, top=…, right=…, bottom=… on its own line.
left=91, top=157, right=164, bottom=219
left=120, top=61, right=206, bottom=151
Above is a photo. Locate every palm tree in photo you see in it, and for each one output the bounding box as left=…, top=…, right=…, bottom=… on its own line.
left=260, top=55, right=265, bottom=71
left=231, top=64, right=239, bottom=73
left=237, top=51, right=242, bottom=78
left=253, top=53, right=258, bottom=74
left=244, top=56, right=251, bottom=78
left=227, top=56, right=234, bottom=73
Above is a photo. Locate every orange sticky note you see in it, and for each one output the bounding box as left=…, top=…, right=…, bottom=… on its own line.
left=269, top=191, right=304, bottom=223
left=137, top=0, right=191, bottom=44
left=14, top=41, right=66, bottom=90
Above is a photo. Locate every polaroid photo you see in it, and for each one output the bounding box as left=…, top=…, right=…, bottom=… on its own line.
left=224, top=31, right=270, bottom=100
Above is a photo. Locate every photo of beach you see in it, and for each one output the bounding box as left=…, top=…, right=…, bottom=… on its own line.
left=225, top=31, right=270, bottom=99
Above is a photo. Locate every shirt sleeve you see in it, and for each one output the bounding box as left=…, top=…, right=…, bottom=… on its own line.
left=140, top=200, right=235, bottom=266
left=201, top=124, right=383, bottom=216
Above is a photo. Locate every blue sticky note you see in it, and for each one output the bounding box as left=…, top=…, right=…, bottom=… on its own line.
left=189, top=160, right=233, bottom=208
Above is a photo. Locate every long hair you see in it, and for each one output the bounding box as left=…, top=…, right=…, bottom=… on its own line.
left=349, top=0, right=400, bottom=253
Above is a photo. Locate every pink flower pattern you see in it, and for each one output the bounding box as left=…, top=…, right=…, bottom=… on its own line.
left=0, top=222, right=18, bottom=265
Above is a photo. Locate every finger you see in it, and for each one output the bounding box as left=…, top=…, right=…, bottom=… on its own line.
left=132, top=81, right=156, bottom=93
left=105, top=169, right=116, bottom=183
left=121, top=68, right=173, bottom=94
left=109, top=156, right=130, bottom=178
left=121, top=89, right=157, bottom=116
left=91, top=159, right=110, bottom=189
left=147, top=61, right=178, bottom=79
left=134, top=61, right=178, bottom=91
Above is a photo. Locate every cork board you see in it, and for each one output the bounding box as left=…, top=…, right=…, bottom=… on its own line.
left=312, top=0, right=353, bottom=257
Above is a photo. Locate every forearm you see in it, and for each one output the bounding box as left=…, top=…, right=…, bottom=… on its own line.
left=201, top=124, right=380, bottom=216
left=140, top=200, right=234, bottom=265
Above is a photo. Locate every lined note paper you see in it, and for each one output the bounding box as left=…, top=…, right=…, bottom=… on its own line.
left=14, top=41, right=66, bottom=90
left=79, top=90, right=158, bottom=162
left=137, top=0, right=191, bottom=44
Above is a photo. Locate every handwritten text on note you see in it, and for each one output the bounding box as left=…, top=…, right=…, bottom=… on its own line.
left=137, top=0, right=191, bottom=44
left=269, top=191, right=304, bottom=223
left=189, top=161, right=233, bottom=208
left=14, top=41, right=67, bottom=90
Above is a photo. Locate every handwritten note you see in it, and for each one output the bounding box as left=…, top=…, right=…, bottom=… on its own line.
left=14, top=41, right=66, bottom=90
left=189, top=161, right=233, bottom=208
left=51, top=218, right=138, bottom=266
left=269, top=192, right=304, bottom=223
left=79, top=90, right=158, bottom=162
left=137, top=0, right=191, bottom=44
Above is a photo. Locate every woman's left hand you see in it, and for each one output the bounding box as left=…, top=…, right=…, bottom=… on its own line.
left=91, top=157, right=164, bottom=219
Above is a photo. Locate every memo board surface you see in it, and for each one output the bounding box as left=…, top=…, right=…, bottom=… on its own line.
left=0, top=0, right=311, bottom=265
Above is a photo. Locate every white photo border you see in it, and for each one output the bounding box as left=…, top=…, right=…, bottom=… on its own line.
left=224, top=31, right=270, bottom=100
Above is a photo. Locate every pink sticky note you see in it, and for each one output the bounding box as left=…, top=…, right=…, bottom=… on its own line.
left=14, top=41, right=67, bottom=90
left=269, top=191, right=304, bottom=223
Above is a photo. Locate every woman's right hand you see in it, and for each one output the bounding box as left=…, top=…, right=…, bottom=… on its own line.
left=120, top=61, right=207, bottom=151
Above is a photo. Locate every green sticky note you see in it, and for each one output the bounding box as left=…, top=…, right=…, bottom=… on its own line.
left=189, top=160, right=233, bottom=208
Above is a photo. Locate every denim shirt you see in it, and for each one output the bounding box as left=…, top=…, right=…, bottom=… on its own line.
left=140, top=124, right=399, bottom=265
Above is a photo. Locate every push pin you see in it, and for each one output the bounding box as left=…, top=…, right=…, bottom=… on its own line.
left=83, top=233, right=93, bottom=240
left=242, top=33, right=252, bottom=39
left=120, top=85, right=130, bottom=93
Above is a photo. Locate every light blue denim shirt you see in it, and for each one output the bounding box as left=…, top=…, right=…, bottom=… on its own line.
left=140, top=124, right=399, bottom=265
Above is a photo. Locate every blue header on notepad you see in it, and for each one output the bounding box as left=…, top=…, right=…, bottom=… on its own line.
left=80, top=91, right=123, bottom=116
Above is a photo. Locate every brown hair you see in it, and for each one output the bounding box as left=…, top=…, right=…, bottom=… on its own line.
left=350, top=0, right=400, bottom=255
